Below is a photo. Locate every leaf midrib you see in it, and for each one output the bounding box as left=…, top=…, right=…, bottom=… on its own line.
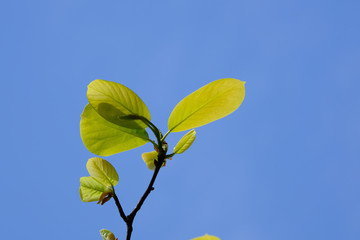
left=89, top=84, right=137, bottom=115
left=91, top=160, right=115, bottom=187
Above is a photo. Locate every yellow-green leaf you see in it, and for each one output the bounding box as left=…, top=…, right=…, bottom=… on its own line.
left=87, top=157, right=119, bottom=187
left=191, top=234, right=220, bottom=240
left=141, top=151, right=158, bottom=170
left=100, top=229, right=116, bottom=240
left=80, top=104, right=150, bottom=156
left=87, top=79, right=151, bottom=129
left=173, top=129, right=196, bottom=154
left=168, top=78, right=245, bottom=132
left=79, top=177, right=107, bottom=202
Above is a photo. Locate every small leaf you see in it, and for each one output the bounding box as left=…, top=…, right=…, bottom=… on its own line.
left=79, top=177, right=107, bottom=202
left=100, top=229, right=117, bottom=240
left=80, top=104, right=150, bottom=156
left=173, top=129, right=196, bottom=154
left=79, top=158, right=118, bottom=203
left=191, top=234, right=220, bottom=240
left=168, top=78, right=245, bottom=132
left=142, top=151, right=158, bottom=170
left=87, top=79, right=151, bottom=129
left=87, top=157, right=119, bottom=187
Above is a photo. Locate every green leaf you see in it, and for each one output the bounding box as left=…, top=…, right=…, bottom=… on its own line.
left=168, top=78, right=245, bottom=132
left=141, top=151, right=158, bottom=170
left=80, top=104, right=150, bottom=156
left=87, top=79, right=151, bottom=129
left=191, top=234, right=220, bottom=240
left=173, top=129, right=196, bottom=154
left=79, top=158, right=118, bottom=203
left=87, top=157, right=119, bottom=187
left=79, top=177, right=107, bottom=202
left=100, top=229, right=116, bottom=240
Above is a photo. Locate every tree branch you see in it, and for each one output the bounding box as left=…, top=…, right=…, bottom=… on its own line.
left=129, top=159, right=163, bottom=220
left=112, top=156, right=165, bottom=240
left=113, top=194, right=128, bottom=224
left=125, top=156, right=165, bottom=240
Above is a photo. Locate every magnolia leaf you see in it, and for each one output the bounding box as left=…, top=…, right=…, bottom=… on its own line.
left=100, top=229, right=117, bottom=240
left=141, top=151, right=158, bottom=170
left=174, top=129, right=196, bottom=154
left=79, top=158, right=117, bottom=203
left=79, top=177, right=107, bottom=202
left=87, top=157, right=119, bottom=187
left=87, top=79, right=151, bottom=129
left=80, top=104, right=150, bottom=156
left=191, top=234, right=220, bottom=240
left=168, top=78, right=245, bottom=132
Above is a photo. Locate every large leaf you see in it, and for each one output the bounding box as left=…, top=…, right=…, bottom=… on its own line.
left=79, top=177, right=107, bottom=202
left=191, top=234, right=220, bottom=240
left=168, top=78, right=245, bottom=132
left=87, top=79, right=151, bottom=129
left=80, top=104, right=150, bottom=156
left=87, top=157, right=119, bottom=186
left=173, top=129, right=196, bottom=154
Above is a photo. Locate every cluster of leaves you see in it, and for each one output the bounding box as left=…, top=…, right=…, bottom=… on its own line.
left=79, top=78, right=245, bottom=239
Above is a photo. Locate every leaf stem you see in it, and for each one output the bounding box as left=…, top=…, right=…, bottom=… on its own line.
left=161, top=130, right=171, bottom=141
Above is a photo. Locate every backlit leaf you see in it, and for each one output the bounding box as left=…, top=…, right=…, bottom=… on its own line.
left=142, top=151, right=158, bottom=170
left=87, top=157, right=119, bottom=187
left=79, top=177, right=107, bottom=202
left=168, top=78, right=245, bottom=132
left=173, top=129, right=196, bottom=154
left=80, top=104, right=150, bottom=156
left=87, top=79, right=151, bottom=129
left=191, top=234, right=220, bottom=240
left=79, top=158, right=118, bottom=203
left=100, top=229, right=116, bottom=240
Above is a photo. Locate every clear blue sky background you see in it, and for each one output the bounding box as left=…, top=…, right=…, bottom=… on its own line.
left=1, top=0, right=359, bottom=239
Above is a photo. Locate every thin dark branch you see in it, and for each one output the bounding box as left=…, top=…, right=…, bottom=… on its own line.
left=113, top=194, right=128, bottom=224
left=128, top=157, right=164, bottom=221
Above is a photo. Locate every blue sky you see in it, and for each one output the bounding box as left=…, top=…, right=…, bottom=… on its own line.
left=1, top=0, right=360, bottom=239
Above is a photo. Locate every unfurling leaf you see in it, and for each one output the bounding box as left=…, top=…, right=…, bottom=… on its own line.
left=79, top=158, right=118, bottom=203
left=141, top=151, right=167, bottom=170
left=142, top=151, right=158, bottom=170
left=100, top=229, right=117, bottom=240
left=80, top=104, right=150, bottom=156
left=87, top=79, right=151, bottom=129
left=168, top=78, right=245, bottom=132
left=191, top=234, right=220, bottom=240
left=174, top=129, right=196, bottom=154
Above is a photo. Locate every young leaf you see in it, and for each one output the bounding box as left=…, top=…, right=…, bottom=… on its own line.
left=100, top=229, right=117, bottom=240
left=168, top=78, right=245, bottom=132
left=191, top=234, right=220, bottom=240
left=141, top=151, right=158, bottom=170
left=173, top=129, right=196, bottom=154
left=79, top=177, right=107, bottom=202
left=87, top=79, right=151, bottom=129
left=87, top=157, right=119, bottom=187
left=80, top=158, right=118, bottom=203
left=80, top=104, right=150, bottom=156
